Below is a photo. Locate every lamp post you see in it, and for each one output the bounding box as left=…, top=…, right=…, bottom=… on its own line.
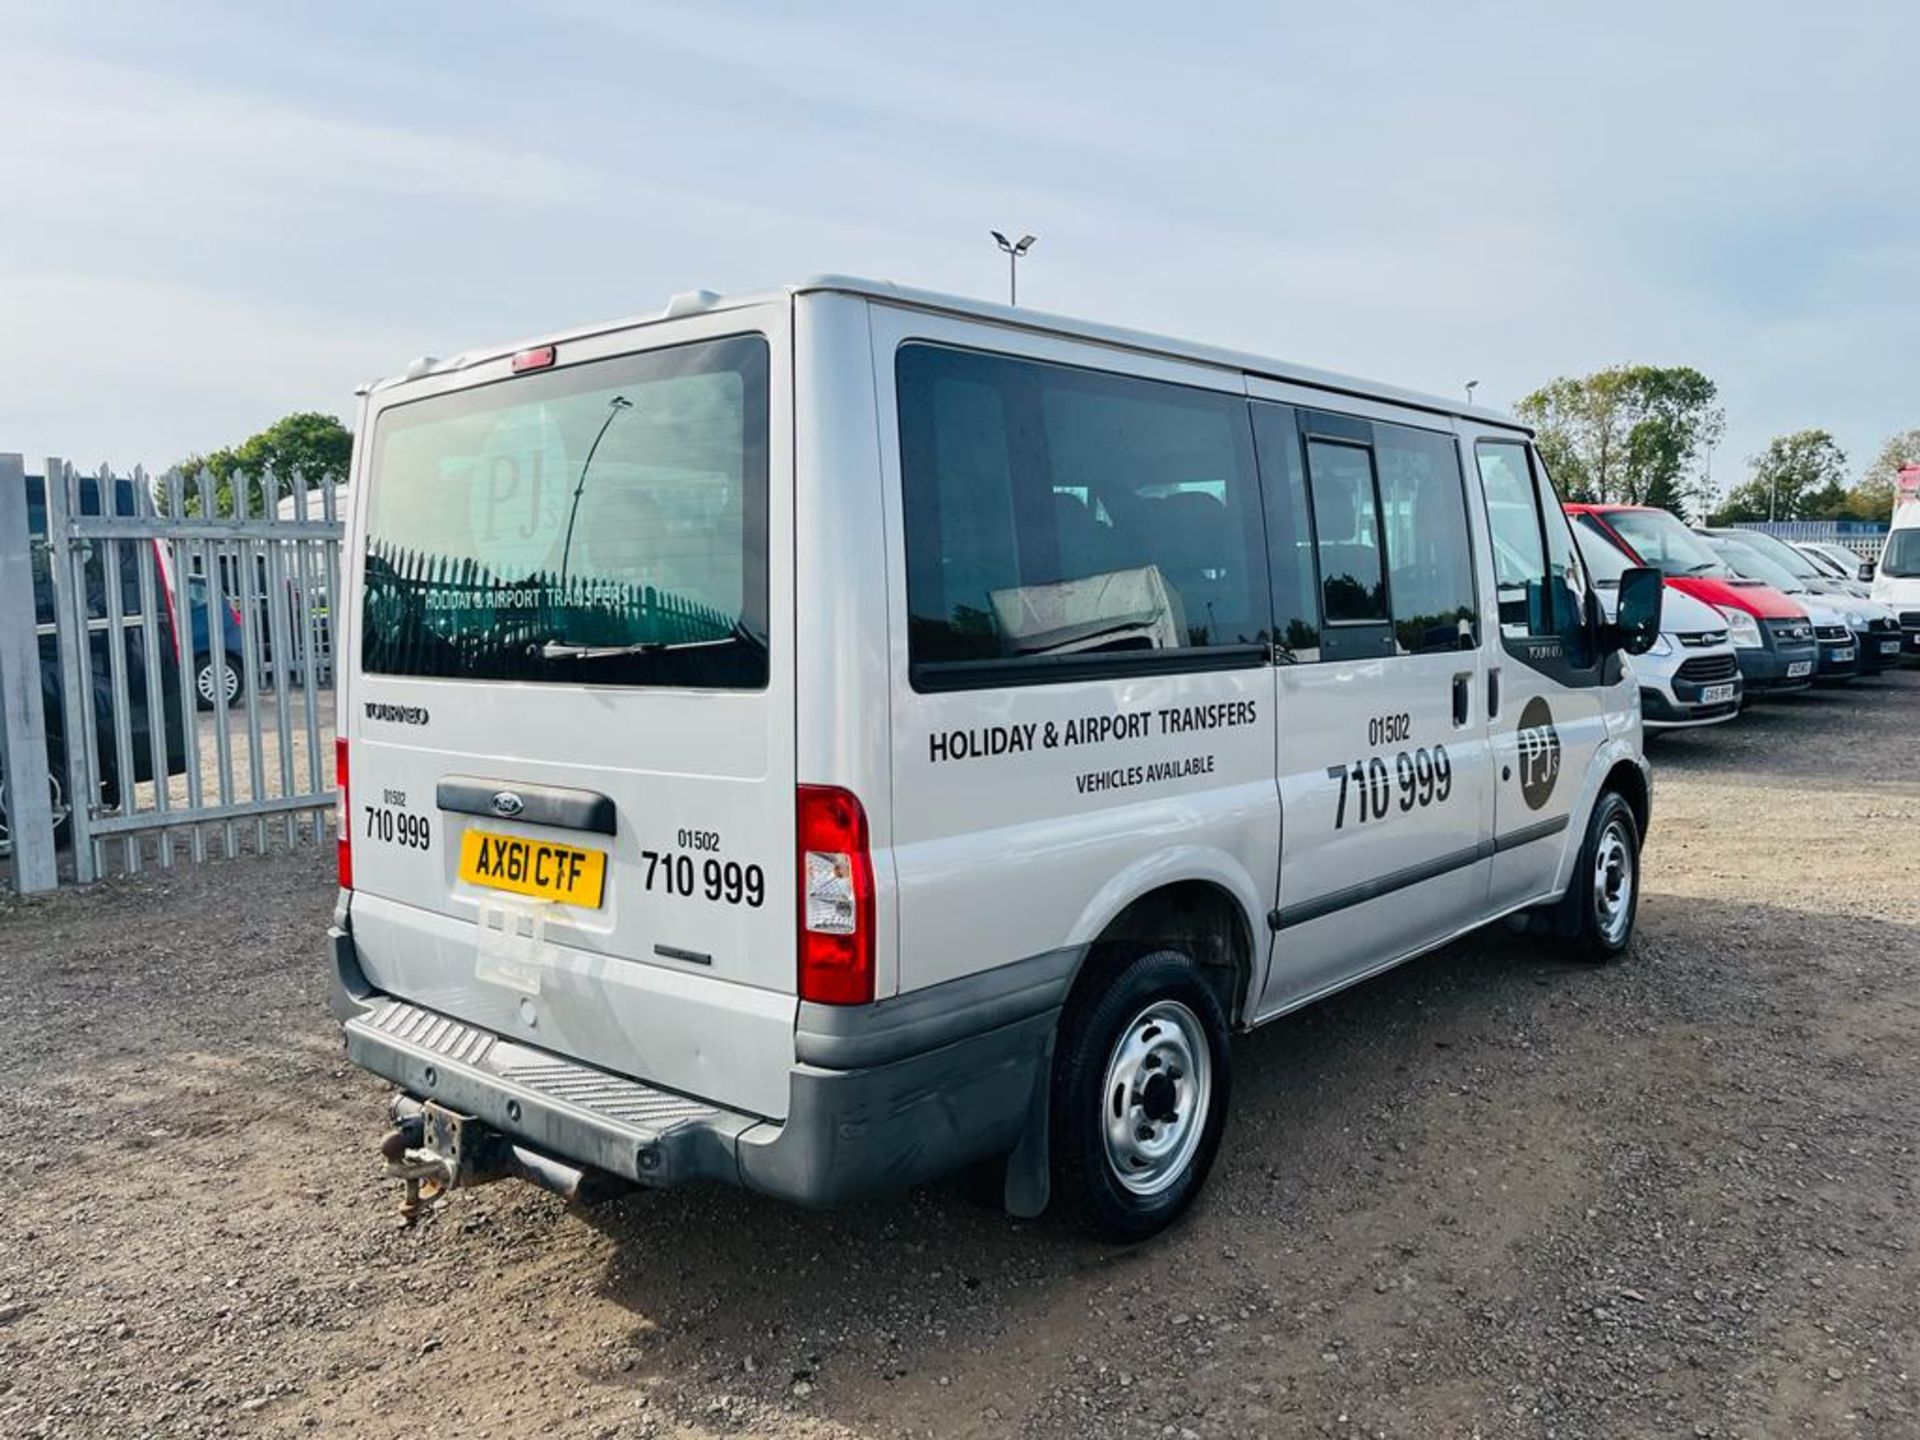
left=1464, top=380, right=1480, bottom=405
left=991, top=231, right=1036, bottom=305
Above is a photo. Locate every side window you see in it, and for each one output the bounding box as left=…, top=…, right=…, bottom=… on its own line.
left=897, top=344, right=1269, bottom=678
left=1475, top=441, right=1550, bottom=638
left=1305, top=440, right=1388, bottom=628
left=1531, top=451, right=1594, bottom=666
left=1249, top=404, right=1319, bottom=663
left=1375, top=423, right=1479, bottom=654
left=1475, top=440, right=1596, bottom=664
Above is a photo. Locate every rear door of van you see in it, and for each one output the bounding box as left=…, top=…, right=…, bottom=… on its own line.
left=340, top=303, right=797, bottom=1120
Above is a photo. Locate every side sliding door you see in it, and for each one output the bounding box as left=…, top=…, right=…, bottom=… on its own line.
left=1249, top=391, right=1495, bottom=1018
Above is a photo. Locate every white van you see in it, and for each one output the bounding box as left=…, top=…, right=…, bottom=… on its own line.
left=1870, top=501, right=1920, bottom=660
left=330, top=278, right=1662, bottom=1239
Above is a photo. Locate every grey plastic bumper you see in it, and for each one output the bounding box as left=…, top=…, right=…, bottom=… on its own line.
left=330, top=923, right=1061, bottom=1208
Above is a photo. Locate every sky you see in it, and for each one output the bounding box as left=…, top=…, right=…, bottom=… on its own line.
left=2, top=1, right=1915, bottom=495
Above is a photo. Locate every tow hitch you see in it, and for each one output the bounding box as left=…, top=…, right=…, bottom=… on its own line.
left=381, top=1095, right=622, bottom=1222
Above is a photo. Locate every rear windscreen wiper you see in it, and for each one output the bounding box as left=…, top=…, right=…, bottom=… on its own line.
left=536, top=622, right=759, bottom=662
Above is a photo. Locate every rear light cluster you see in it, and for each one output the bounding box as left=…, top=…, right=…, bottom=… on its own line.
left=335, top=737, right=352, bottom=890
left=796, top=785, right=874, bottom=1005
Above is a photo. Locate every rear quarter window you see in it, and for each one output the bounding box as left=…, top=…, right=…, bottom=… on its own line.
left=895, top=343, right=1268, bottom=685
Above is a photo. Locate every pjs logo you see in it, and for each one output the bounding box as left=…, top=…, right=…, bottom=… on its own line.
left=1515, top=696, right=1561, bottom=811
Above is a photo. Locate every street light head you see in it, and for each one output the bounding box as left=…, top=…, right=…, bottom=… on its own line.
left=1015, top=234, right=1036, bottom=254
left=991, top=230, right=1012, bottom=252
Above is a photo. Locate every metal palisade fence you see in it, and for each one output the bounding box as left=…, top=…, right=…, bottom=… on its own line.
left=0, top=452, right=342, bottom=893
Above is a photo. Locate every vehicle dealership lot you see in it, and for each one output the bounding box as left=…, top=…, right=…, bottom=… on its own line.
left=3, top=677, right=1916, bottom=1440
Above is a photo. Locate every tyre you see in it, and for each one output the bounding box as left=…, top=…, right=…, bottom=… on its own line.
left=1565, top=790, right=1641, bottom=962
left=1050, top=949, right=1231, bottom=1242
left=196, top=652, right=244, bottom=709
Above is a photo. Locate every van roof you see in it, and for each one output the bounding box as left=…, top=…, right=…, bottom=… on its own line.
left=372, top=274, right=1530, bottom=435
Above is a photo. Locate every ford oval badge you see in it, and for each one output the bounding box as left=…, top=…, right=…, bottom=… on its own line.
left=490, top=790, right=525, bottom=818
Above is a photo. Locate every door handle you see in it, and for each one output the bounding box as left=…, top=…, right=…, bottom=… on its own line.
left=1452, top=671, right=1472, bottom=726
left=1487, top=667, right=1502, bottom=719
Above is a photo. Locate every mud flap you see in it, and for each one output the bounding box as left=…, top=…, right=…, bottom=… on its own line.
left=1002, top=1029, right=1056, bottom=1218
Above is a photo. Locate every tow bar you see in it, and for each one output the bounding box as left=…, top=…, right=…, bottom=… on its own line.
left=380, top=1095, right=622, bottom=1222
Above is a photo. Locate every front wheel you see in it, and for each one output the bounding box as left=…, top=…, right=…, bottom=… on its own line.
left=196, top=653, right=244, bottom=710
left=1567, top=791, right=1641, bottom=961
left=1050, top=950, right=1231, bottom=1242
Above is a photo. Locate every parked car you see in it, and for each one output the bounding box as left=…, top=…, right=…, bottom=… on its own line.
left=1566, top=504, right=1817, bottom=696
left=1575, top=522, right=1741, bottom=729
left=1794, top=540, right=1874, bottom=586
left=185, top=575, right=250, bottom=709
left=1695, top=533, right=1858, bottom=681
left=0, top=473, right=188, bottom=851
left=1713, top=528, right=1903, bottom=670
left=1869, top=504, right=1920, bottom=661
left=1703, top=528, right=1901, bottom=674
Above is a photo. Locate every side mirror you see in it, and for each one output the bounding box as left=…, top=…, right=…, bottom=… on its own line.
left=1610, top=566, right=1664, bottom=655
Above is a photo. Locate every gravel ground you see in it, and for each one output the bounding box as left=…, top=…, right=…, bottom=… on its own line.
left=2, top=673, right=1916, bottom=1439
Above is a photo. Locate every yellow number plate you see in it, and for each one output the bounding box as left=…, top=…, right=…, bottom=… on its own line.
left=457, top=829, right=607, bottom=907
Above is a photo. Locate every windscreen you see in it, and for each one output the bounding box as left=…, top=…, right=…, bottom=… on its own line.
left=360, top=334, right=769, bottom=688
left=1571, top=519, right=1634, bottom=584
left=1727, top=529, right=1822, bottom=579
left=1708, top=535, right=1801, bottom=591
left=1880, top=528, right=1920, bottom=578
left=1604, top=509, right=1726, bottom=578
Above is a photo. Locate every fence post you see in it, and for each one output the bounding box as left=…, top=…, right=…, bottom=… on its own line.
left=43, top=456, right=99, bottom=882
left=0, top=453, right=60, bottom=892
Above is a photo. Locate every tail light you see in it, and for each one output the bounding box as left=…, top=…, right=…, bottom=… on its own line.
left=797, top=785, right=874, bottom=1004
left=335, top=737, right=352, bottom=889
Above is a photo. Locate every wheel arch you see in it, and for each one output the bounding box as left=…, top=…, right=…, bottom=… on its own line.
left=1602, top=756, right=1650, bottom=840
left=1065, top=856, right=1263, bottom=1028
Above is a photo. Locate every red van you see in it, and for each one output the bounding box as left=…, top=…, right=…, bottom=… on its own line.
left=1566, top=504, right=1819, bottom=694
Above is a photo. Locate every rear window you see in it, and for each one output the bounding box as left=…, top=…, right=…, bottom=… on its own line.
left=360, top=333, right=769, bottom=688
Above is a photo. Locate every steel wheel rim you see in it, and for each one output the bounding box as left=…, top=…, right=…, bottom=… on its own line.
left=199, top=660, right=238, bottom=704
left=1100, top=998, right=1212, bottom=1197
left=1593, top=817, right=1635, bottom=945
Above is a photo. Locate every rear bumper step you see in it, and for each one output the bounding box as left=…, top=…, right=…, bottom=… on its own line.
left=332, top=922, right=1059, bottom=1208
left=345, top=997, right=758, bottom=1190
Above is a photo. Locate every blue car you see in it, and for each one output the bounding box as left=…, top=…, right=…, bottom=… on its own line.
left=184, top=575, right=250, bottom=709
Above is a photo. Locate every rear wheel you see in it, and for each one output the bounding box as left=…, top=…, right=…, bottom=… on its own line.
left=1567, top=791, right=1641, bottom=961
left=1050, top=949, right=1230, bottom=1242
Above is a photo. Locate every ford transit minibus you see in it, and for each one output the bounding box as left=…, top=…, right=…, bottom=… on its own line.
left=330, top=278, right=1660, bottom=1239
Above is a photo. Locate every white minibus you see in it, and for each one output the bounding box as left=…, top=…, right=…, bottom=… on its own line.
left=331, top=278, right=1661, bottom=1239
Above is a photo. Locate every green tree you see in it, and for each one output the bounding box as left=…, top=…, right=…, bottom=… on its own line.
left=165, top=411, right=352, bottom=516
left=1844, top=427, right=1920, bottom=523
left=1515, top=365, right=1724, bottom=515
left=1707, top=429, right=1848, bottom=524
